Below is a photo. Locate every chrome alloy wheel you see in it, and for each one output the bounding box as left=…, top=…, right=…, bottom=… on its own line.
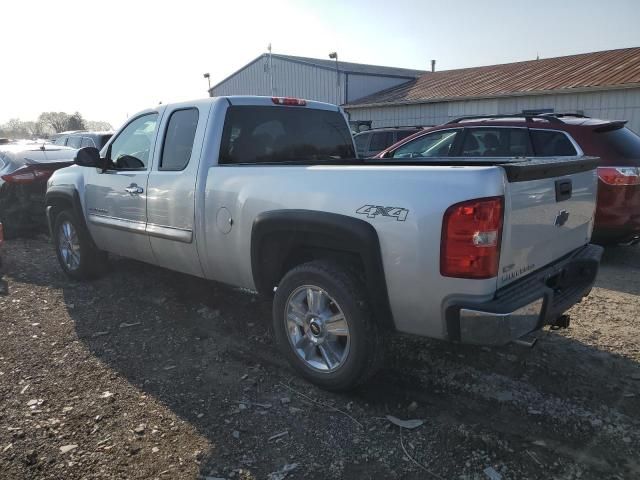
left=58, top=221, right=81, bottom=271
left=284, top=285, right=350, bottom=372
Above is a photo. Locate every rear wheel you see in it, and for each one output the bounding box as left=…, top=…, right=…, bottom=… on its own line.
left=53, top=209, right=107, bottom=280
left=273, top=260, right=384, bottom=391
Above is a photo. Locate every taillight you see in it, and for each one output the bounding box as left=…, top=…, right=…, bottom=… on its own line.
left=597, top=166, right=640, bottom=186
left=441, top=196, right=504, bottom=279
left=271, top=97, right=306, bottom=106
left=1, top=165, right=55, bottom=184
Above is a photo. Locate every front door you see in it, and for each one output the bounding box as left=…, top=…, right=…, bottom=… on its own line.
left=145, top=104, right=208, bottom=276
left=84, top=112, right=160, bottom=264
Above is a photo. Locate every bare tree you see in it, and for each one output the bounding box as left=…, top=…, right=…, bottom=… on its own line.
left=85, top=120, right=113, bottom=131
left=38, top=112, right=71, bottom=133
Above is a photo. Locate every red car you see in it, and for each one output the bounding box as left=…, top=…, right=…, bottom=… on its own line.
left=375, top=113, right=640, bottom=245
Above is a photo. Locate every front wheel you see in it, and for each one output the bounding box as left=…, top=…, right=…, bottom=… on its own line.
left=273, top=260, right=384, bottom=391
left=53, top=209, right=107, bottom=280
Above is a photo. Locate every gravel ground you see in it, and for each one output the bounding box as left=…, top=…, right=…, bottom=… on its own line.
left=0, top=238, right=639, bottom=480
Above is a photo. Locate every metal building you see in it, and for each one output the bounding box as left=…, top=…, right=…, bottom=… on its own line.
left=209, top=53, right=425, bottom=106
left=345, top=47, right=640, bottom=133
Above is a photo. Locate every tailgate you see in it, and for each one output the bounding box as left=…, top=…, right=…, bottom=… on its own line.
left=498, top=156, right=599, bottom=288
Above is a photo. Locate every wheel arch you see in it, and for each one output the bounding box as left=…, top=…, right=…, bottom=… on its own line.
left=45, top=186, right=89, bottom=237
left=251, top=210, right=394, bottom=330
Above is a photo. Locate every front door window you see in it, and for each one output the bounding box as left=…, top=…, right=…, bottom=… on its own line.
left=108, top=114, right=158, bottom=170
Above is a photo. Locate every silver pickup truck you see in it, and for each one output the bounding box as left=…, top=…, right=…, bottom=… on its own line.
left=45, top=96, right=603, bottom=390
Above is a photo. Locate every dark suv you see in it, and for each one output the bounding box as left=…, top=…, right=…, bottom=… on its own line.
left=376, top=114, right=640, bottom=245
left=52, top=131, right=113, bottom=150
left=354, top=127, right=423, bottom=158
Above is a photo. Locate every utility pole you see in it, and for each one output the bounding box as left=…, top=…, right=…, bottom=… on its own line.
left=329, top=52, right=340, bottom=104
left=268, top=43, right=275, bottom=96
left=203, top=73, right=211, bottom=96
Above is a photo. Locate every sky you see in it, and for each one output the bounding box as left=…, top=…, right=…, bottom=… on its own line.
left=1, top=0, right=639, bottom=129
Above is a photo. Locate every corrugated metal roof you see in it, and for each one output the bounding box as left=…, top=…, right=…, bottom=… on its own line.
left=346, top=47, right=640, bottom=108
left=271, top=54, right=425, bottom=78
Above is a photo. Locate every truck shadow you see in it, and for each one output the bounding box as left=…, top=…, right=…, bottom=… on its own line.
left=64, top=258, right=640, bottom=478
left=4, top=238, right=639, bottom=478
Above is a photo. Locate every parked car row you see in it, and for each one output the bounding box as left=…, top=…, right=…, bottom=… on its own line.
left=372, top=113, right=640, bottom=246
left=0, top=131, right=112, bottom=237
left=52, top=130, right=113, bottom=150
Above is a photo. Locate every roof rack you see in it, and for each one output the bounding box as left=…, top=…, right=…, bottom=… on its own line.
left=446, top=114, right=563, bottom=124
left=367, top=125, right=424, bottom=130
left=539, top=113, right=591, bottom=119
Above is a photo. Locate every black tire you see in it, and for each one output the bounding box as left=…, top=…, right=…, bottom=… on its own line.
left=0, top=213, right=18, bottom=240
left=273, top=260, right=384, bottom=391
left=53, top=209, right=108, bottom=280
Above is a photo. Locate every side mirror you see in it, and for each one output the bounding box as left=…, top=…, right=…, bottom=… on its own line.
left=74, top=147, right=102, bottom=168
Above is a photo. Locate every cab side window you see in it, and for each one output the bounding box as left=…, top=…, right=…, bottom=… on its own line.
left=160, top=109, right=199, bottom=171
left=108, top=113, right=159, bottom=170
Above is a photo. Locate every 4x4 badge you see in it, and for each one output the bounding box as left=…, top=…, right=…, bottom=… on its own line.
left=356, top=205, right=409, bottom=222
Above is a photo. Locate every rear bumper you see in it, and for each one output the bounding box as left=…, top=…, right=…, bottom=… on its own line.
left=446, top=244, right=603, bottom=345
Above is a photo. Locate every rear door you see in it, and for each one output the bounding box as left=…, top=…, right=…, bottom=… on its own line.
left=145, top=103, right=209, bottom=276
left=84, top=112, right=160, bottom=264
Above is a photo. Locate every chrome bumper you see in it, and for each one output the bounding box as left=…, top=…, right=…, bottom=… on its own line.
left=459, top=298, right=544, bottom=345
left=447, top=244, right=603, bottom=346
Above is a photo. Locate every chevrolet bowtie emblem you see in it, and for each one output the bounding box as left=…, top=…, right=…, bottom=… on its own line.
left=555, top=210, right=570, bottom=227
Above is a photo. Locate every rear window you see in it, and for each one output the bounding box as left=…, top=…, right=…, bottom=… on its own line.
left=396, top=130, right=416, bottom=142
left=81, top=137, right=96, bottom=148
left=368, top=132, right=394, bottom=153
left=219, top=106, right=355, bottom=164
left=67, top=136, right=82, bottom=149
left=598, top=127, right=640, bottom=159
left=531, top=130, right=577, bottom=156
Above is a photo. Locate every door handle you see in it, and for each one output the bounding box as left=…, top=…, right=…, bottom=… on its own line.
left=555, top=179, right=572, bottom=202
left=125, top=184, right=144, bottom=195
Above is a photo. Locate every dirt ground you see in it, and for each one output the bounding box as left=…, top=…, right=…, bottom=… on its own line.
left=0, top=237, right=638, bottom=480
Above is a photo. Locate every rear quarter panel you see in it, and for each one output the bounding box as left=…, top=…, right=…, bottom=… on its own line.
left=199, top=164, right=506, bottom=339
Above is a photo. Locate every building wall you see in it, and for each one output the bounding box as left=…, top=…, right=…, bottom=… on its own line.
left=345, top=88, right=640, bottom=133
left=211, top=56, right=344, bottom=104
left=346, top=74, right=413, bottom=103
left=211, top=56, right=416, bottom=105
